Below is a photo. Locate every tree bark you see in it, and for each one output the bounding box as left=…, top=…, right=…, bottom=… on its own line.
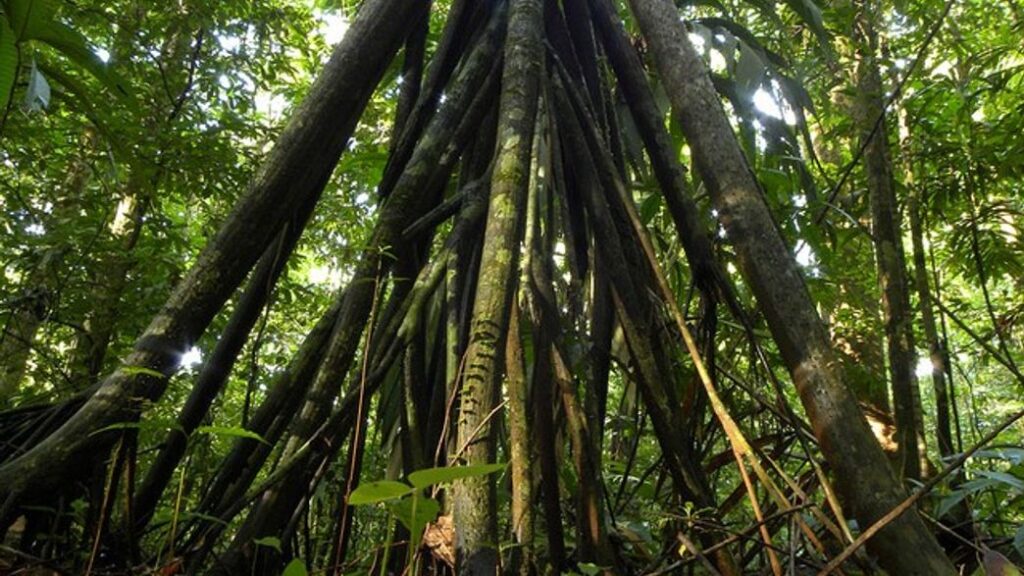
left=587, top=0, right=729, bottom=306
left=624, top=0, right=955, bottom=573
left=0, top=249, right=61, bottom=401
left=505, top=308, right=534, bottom=576
left=896, top=104, right=954, bottom=458
left=853, top=1, right=925, bottom=480
left=451, top=0, right=542, bottom=572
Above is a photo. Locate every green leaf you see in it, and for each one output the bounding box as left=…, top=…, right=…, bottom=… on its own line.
left=0, top=16, right=17, bottom=111
left=387, top=496, right=440, bottom=534
left=976, top=470, right=1024, bottom=492
left=407, top=463, right=507, bottom=489
left=1014, top=525, right=1024, bottom=559
left=90, top=419, right=183, bottom=436
left=639, top=193, right=662, bottom=226
left=252, top=536, right=281, bottom=553
left=281, top=558, right=308, bottom=576
left=578, top=562, right=602, bottom=575
left=121, top=365, right=166, bottom=378
left=781, top=0, right=830, bottom=50
left=347, top=480, right=413, bottom=505
left=4, top=0, right=56, bottom=41
left=32, top=21, right=132, bottom=101
left=974, top=449, right=1024, bottom=465
left=934, top=490, right=967, bottom=519
left=195, top=425, right=268, bottom=444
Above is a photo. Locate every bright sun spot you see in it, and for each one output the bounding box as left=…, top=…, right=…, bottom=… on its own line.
left=688, top=33, right=706, bottom=53
left=218, top=34, right=242, bottom=52
left=308, top=263, right=345, bottom=289
left=309, top=265, right=330, bottom=285
left=916, top=356, right=935, bottom=378
left=94, top=47, right=111, bottom=63
left=180, top=346, right=203, bottom=369
left=795, top=240, right=816, bottom=267
left=319, top=12, right=350, bottom=45
left=753, top=88, right=783, bottom=120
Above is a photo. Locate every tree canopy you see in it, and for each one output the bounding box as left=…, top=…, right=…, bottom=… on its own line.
left=0, top=0, right=1022, bottom=574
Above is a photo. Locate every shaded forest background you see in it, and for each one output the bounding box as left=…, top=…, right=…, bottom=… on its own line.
left=0, top=0, right=1022, bottom=574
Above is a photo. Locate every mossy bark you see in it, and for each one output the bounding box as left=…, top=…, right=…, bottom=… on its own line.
left=451, top=0, right=543, bottom=572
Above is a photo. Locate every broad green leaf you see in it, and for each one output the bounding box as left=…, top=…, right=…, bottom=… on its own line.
left=387, top=496, right=440, bottom=534
left=974, top=448, right=1024, bottom=465
left=32, top=21, right=131, bottom=101
left=781, top=0, right=830, bottom=51
left=639, top=193, right=662, bottom=225
left=695, top=17, right=788, bottom=68
left=4, top=0, right=55, bottom=41
left=777, top=74, right=816, bottom=115
left=934, top=490, right=967, bottom=519
left=195, top=425, right=268, bottom=444
left=976, top=470, right=1024, bottom=492
left=0, top=16, right=16, bottom=111
left=1015, top=525, right=1024, bottom=560
left=252, top=536, right=281, bottom=553
left=281, top=558, right=308, bottom=576
left=407, top=463, right=507, bottom=489
left=347, top=480, right=413, bottom=505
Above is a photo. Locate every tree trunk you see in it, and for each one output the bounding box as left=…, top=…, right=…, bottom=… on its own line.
left=587, top=0, right=727, bottom=307
left=451, top=0, right=542, bottom=571
left=896, top=103, right=955, bottom=459
left=0, top=249, right=60, bottom=402
left=853, top=1, right=925, bottom=480
left=624, top=0, right=955, bottom=573
left=505, top=308, right=534, bottom=576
